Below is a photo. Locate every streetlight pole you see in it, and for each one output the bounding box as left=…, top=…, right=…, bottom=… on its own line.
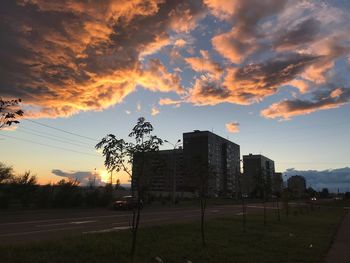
left=164, top=139, right=181, bottom=205
left=238, top=159, right=246, bottom=233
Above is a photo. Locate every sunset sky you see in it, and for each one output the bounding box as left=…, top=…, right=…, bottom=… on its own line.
left=1, top=0, right=350, bottom=190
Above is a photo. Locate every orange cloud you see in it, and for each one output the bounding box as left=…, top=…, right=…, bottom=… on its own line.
left=212, top=28, right=257, bottom=64
left=226, top=122, right=240, bottom=133
left=187, top=54, right=319, bottom=106
left=168, top=2, right=204, bottom=33
left=204, top=0, right=237, bottom=20
left=174, top=39, right=186, bottom=48
left=159, top=98, right=183, bottom=107
left=151, top=106, right=160, bottom=116
left=288, top=79, right=310, bottom=94
left=185, top=50, right=223, bottom=79
left=261, top=88, right=350, bottom=120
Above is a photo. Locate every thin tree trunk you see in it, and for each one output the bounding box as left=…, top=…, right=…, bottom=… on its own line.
left=242, top=194, right=246, bottom=233
left=263, top=190, right=267, bottom=226
left=276, top=197, right=281, bottom=222
left=263, top=200, right=266, bottom=226
left=200, top=197, right=206, bottom=247
left=237, top=174, right=246, bottom=233
left=130, top=201, right=141, bottom=258
left=130, top=148, right=145, bottom=258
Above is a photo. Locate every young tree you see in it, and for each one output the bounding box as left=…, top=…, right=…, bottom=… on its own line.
left=0, top=98, right=23, bottom=129
left=96, top=117, right=162, bottom=257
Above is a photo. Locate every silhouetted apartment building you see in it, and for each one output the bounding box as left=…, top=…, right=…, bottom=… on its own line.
left=287, top=175, right=306, bottom=194
left=183, top=130, right=241, bottom=197
left=242, top=154, right=275, bottom=198
left=132, top=130, right=240, bottom=198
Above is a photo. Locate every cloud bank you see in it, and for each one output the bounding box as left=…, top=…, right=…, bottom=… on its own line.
left=284, top=167, right=350, bottom=192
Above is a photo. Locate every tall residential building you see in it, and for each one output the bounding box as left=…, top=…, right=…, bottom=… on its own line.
left=287, top=175, right=306, bottom=194
left=242, top=154, right=275, bottom=198
left=132, top=130, right=240, bottom=198
left=183, top=130, right=240, bottom=197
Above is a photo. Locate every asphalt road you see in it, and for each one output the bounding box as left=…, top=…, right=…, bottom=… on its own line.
left=0, top=203, right=278, bottom=244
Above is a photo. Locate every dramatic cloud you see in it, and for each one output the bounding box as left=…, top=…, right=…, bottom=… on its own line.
left=210, top=0, right=287, bottom=63
left=187, top=77, right=232, bottom=106
left=261, top=88, right=350, bottom=120
left=192, top=0, right=350, bottom=117
left=188, top=53, right=319, bottom=105
left=284, top=167, right=350, bottom=191
left=225, top=122, right=239, bottom=133
left=52, top=169, right=103, bottom=186
left=0, top=0, right=202, bottom=118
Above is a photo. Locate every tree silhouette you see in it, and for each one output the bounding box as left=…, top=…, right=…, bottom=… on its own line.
left=0, top=98, right=24, bottom=129
left=0, top=162, right=14, bottom=184
left=11, top=171, right=37, bottom=207
left=96, top=117, right=163, bottom=257
left=0, top=162, right=15, bottom=208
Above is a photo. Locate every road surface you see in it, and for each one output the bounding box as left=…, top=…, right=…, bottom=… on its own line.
left=0, top=203, right=278, bottom=244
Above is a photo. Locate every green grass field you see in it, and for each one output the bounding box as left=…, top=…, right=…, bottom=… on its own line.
left=0, top=207, right=345, bottom=263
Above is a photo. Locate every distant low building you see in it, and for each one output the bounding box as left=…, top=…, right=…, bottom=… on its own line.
left=287, top=175, right=306, bottom=194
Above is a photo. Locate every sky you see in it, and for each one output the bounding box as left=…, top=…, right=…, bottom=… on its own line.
left=0, top=0, right=350, bottom=191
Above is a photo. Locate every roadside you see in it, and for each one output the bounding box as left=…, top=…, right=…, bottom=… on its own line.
left=0, top=206, right=344, bottom=263
left=325, top=209, right=350, bottom=263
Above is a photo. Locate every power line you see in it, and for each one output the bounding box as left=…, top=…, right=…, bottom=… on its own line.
left=24, top=119, right=98, bottom=142
left=0, top=133, right=99, bottom=157
left=16, top=129, right=93, bottom=150
left=20, top=126, right=93, bottom=147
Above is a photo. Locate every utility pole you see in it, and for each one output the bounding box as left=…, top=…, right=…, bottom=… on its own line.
left=93, top=168, right=96, bottom=188
left=165, top=139, right=182, bottom=205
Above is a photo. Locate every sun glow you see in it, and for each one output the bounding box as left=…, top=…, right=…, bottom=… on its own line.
left=98, top=170, right=110, bottom=183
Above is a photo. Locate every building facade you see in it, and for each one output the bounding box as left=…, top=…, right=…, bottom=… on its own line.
left=242, top=154, right=275, bottom=198
left=183, top=130, right=241, bottom=197
left=131, top=149, right=184, bottom=197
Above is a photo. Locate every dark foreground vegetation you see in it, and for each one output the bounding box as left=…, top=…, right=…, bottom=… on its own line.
left=0, top=206, right=345, bottom=263
left=0, top=162, right=129, bottom=209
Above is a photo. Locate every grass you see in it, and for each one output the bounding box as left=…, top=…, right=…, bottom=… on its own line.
left=0, top=206, right=345, bottom=263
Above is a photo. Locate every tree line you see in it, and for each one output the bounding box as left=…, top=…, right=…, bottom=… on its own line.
left=0, top=163, right=123, bottom=209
